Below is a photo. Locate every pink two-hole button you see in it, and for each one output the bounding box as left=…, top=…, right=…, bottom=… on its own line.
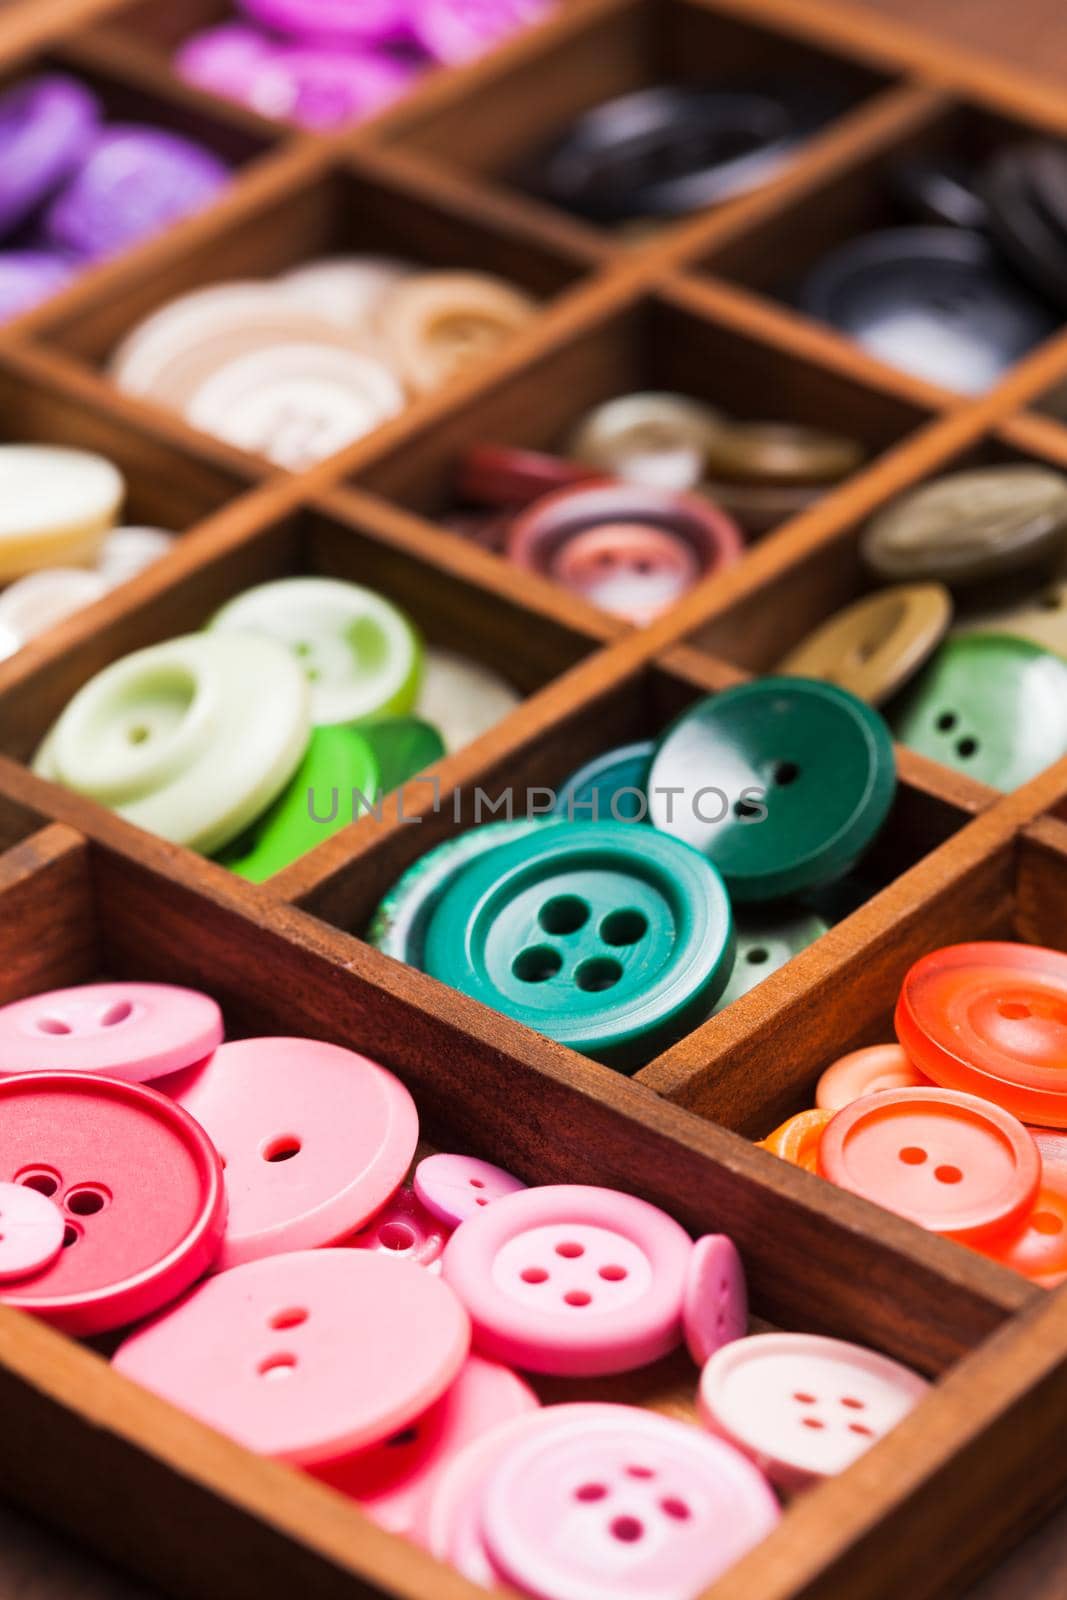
left=159, top=1037, right=419, bottom=1268
left=442, top=1184, right=691, bottom=1376
left=414, top=1152, right=526, bottom=1228
left=682, top=1235, right=747, bottom=1366
left=0, top=982, right=223, bottom=1080
left=349, top=1185, right=450, bottom=1269
left=0, top=1180, right=66, bottom=1283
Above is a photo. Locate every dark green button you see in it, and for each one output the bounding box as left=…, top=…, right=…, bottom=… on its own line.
left=360, top=717, right=445, bottom=794
left=647, top=677, right=896, bottom=901
left=889, top=633, right=1067, bottom=790
left=215, top=724, right=380, bottom=883
left=711, top=905, right=828, bottom=1014
left=553, top=741, right=654, bottom=823
left=422, top=820, right=734, bottom=1071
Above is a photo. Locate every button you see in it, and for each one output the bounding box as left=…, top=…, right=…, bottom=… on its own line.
left=95, top=526, right=175, bottom=586
left=1030, top=1126, right=1067, bottom=1169
left=0, top=445, right=124, bottom=580
left=367, top=818, right=553, bottom=968
left=160, top=1036, right=418, bottom=1268
left=359, top=717, right=443, bottom=794
left=210, top=576, right=421, bottom=727
left=112, top=1249, right=470, bottom=1463
left=0, top=568, right=109, bottom=656
left=647, top=678, right=896, bottom=902
left=0, top=251, right=76, bottom=323
left=552, top=521, right=702, bottom=622
left=482, top=1404, right=780, bottom=1600
left=889, top=634, right=1067, bottom=791
left=376, top=272, right=537, bottom=394
left=312, top=1354, right=539, bottom=1537
left=214, top=724, right=380, bottom=883
left=0, top=74, right=100, bottom=236
left=683, top=1234, right=747, bottom=1366
left=818, top=1086, right=1041, bottom=1241
left=422, top=820, right=735, bottom=1069
left=554, top=740, right=654, bottom=823
left=0, top=1181, right=66, bottom=1284
left=414, top=1153, right=526, bottom=1228
left=411, top=0, right=553, bottom=64
left=238, top=0, right=411, bottom=44
left=415, top=646, right=521, bottom=754
left=0, top=981, right=222, bottom=1081
left=698, top=476, right=824, bottom=539
left=954, top=573, right=1067, bottom=657
left=757, top=1109, right=832, bottom=1172
left=456, top=442, right=596, bottom=508
left=279, top=255, right=415, bottom=332
left=798, top=227, right=1057, bottom=393
left=568, top=392, right=725, bottom=492
left=862, top=467, right=1067, bottom=586
left=712, top=906, right=829, bottom=1014
left=703, top=422, right=863, bottom=486
left=349, top=1185, right=450, bottom=1269
left=35, top=631, right=310, bottom=854
left=45, top=126, right=229, bottom=260
left=976, top=1165, right=1067, bottom=1287
left=984, top=145, right=1067, bottom=315
left=442, top=1183, right=690, bottom=1377
left=230, top=45, right=417, bottom=131
left=0, top=1073, right=225, bottom=1335
left=816, top=1044, right=928, bottom=1111
left=895, top=941, right=1067, bottom=1127
left=777, top=584, right=952, bottom=704
left=699, top=1331, right=928, bottom=1493
left=890, top=156, right=990, bottom=232
left=175, top=22, right=273, bottom=101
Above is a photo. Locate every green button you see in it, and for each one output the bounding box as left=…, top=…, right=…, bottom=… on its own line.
left=422, top=820, right=734, bottom=1071
left=359, top=717, right=444, bottom=795
left=711, top=905, right=828, bottom=1014
left=647, top=677, right=896, bottom=902
left=889, top=633, right=1067, bottom=791
left=216, top=723, right=380, bottom=882
left=554, top=741, right=654, bottom=823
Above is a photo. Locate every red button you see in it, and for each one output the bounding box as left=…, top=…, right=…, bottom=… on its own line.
left=455, top=444, right=597, bottom=509
left=0, top=1073, right=225, bottom=1335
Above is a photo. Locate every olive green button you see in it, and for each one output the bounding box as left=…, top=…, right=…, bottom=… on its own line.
left=862, top=466, right=1067, bottom=585
left=703, top=422, right=863, bottom=486
left=711, top=905, right=829, bottom=1014
left=889, top=633, right=1067, bottom=791
left=778, top=583, right=952, bottom=704
left=422, top=821, right=734, bottom=1071
left=554, top=741, right=653, bottom=823
left=647, top=678, right=896, bottom=902
left=359, top=717, right=444, bottom=795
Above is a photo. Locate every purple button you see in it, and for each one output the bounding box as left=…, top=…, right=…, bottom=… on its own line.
left=236, top=0, right=413, bottom=45
left=175, top=23, right=275, bottom=100
left=0, top=74, right=101, bottom=238
left=410, top=0, right=553, bottom=64
left=44, top=126, right=229, bottom=260
left=240, top=45, right=421, bottom=129
left=0, top=252, right=76, bottom=322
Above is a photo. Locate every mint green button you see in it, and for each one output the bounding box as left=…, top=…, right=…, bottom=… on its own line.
left=711, top=905, right=829, bottom=1014
left=422, top=820, right=734, bottom=1071
left=890, top=633, right=1067, bottom=790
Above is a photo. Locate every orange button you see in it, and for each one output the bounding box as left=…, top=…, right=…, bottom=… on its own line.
left=818, top=1087, right=1040, bottom=1242
left=973, top=1165, right=1067, bottom=1288
left=758, top=1109, right=832, bottom=1173
left=815, top=1043, right=928, bottom=1111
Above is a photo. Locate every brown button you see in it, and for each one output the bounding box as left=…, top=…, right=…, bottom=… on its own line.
left=703, top=422, right=864, bottom=486
left=777, top=583, right=953, bottom=704
left=376, top=272, right=537, bottom=394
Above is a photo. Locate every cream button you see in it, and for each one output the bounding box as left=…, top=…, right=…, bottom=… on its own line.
left=0, top=445, right=123, bottom=580
left=376, top=271, right=537, bottom=393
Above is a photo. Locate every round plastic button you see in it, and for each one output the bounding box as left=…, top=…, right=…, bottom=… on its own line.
left=758, top=1109, right=832, bottom=1172
left=984, top=145, right=1067, bottom=315
left=683, top=1234, right=747, bottom=1366
left=422, top=821, right=735, bottom=1069
left=955, top=573, right=1067, bottom=658
left=313, top=1355, right=539, bottom=1536
left=0, top=251, right=76, bottom=324
left=35, top=631, right=310, bottom=854
left=0, top=445, right=124, bottom=580
left=348, top=1185, right=450, bottom=1269
left=482, top=1403, right=780, bottom=1600
left=411, top=0, right=552, bottom=64
left=647, top=678, right=896, bottom=902
left=553, top=741, right=654, bottom=824
left=358, top=717, right=443, bottom=795
left=160, top=1037, right=418, bottom=1268
left=95, top=526, right=175, bottom=586
left=712, top=905, right=829, bottom=1014
left=415, top=646, right=520, bottom=754
left=0, top=1073, right=225, bottom=1335
left=210, top=576, right=420, bottom=727
left=279, top=255, right=415, bottom=332
left=0, top=568, right=109, bottom=654
left=0, top=981, right=223, bottom=1081
left=0, top=1181, right=65, bottom=1283
left=699, top=1332, right=929, bottom=1493
left=376, top=271, right=537, bottom=393
left=113, top=1249, right=470, bottom=1464
left=818, top=1086, right=1041, bottom=1241
left=414, top=1153, right=526, bottom=1228
left=568, top=392, right=725, bottom=492
left=704, top=421, right=863, bottom=487
left=777, top=584, right=952, bottom=704
left=975, top=1165, right=1067, bottom=1287
left=456, top=442, right=596, bottom=508
left=816, top=1044, right=928, bottom=1112
left=231, top=44, right=417, bottom=131
left=0, top=74, right=101, bottom=236
left=551, top=521, right=701, bottom=623
left=442, top=1183, right=691, bottom=1376
left=895, top=942, right=1067, bottom=1126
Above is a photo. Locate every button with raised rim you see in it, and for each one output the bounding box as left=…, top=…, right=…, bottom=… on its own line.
left=568, top=392, right=725, bottom=492
left=0, top=568, right=110, bottom=656
left=0, top=1181, right=66, bottom=1284
left=758, top=1109, right=832, bottom=1172
left=683, top=1234, right=747, bottom=1366
left=554, top=740, right=654, bottom=823
left=0, top=981, right=222, bottom=1081
left=279, top=255, right=415, bottom=331
left=414, top=1153, right=526, bottom=1228
left=975, top=1165, right=1067, bottom=1287
left=816, top=1044, right=929, bottom=1111
left=348, top=1185, right=450, bottom=1269
left=778, top=584, right=952, bottom=705
left=376, top=271, right=537, bottom=394
left=0, top=445, right=124, bottom=580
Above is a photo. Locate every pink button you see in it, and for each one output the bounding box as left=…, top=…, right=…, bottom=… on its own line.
left=113, top=1249, right=470, bottom=1464
left=414, top=1152, right=526, bottom=1228
left=550, top=522, right=700, bottom=624
left=682, top=1235, right=747, bottom=1366
left=349, top=1185, right=450, bottom=1269
left=313, top=1354, right=539, bottom=1536
left=483, top=1404, right=780, bottom=1600
left=0, top=1073, right=225, bottom=1335
left=159, top=1038, right=418, bottom=1269
left=699, top=1332, right=929, bottom=1494
left=0, top=1180, right=65, bottom=1283
left=442, top=1184, right=690, bottom=1376
left=815, top=1044, right=929, bottom=1111
left=0, top=982, right=223, bottom=1081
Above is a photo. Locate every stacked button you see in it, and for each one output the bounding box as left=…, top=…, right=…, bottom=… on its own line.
left=110, top=260, right=538, bottom=468
left=33, top=574, right=521, bottom=879
left=762, top=939, right=1067, bottom=1287
left=0, top=74, right=230, bottom=323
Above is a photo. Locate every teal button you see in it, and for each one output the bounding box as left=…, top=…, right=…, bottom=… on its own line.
left=889, top=633, right=1067, bottom=791
left=360, top=717, right=445, bottom=794
left=553, top=741, right=654, bottom=823
left=711, top=905, right=829, bottom=1014
left=422, top=820, right=735, bottom=1071
left=647, top=678, right=896, bottom=902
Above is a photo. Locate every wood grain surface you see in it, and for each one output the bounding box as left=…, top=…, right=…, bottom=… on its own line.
left=854, top=0, right=1067, bottom=81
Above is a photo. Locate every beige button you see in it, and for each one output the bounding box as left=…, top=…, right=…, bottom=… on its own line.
left=97, top=526, right=175, bottom=586
left=0, top=446, right=123, bottom=581
left=0, top=567, right=109, bottom=657
left=862, top=465, right=1067, bottom=585
left=703, top=421, right=864, bottom=485
left=700, top=477, right=824, bottom=538
left=568, top=392, right=725, bottom=492
left=954, top=572, right=1067, bottom=658
left=376, top=272, right=537, bottom=394
left=279, top=256, right=416, bottom=334
left=778, top=583, right=952, bottom=704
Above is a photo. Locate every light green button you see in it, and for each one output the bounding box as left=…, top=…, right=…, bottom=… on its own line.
left=711, top=905, right=829, bottom=1014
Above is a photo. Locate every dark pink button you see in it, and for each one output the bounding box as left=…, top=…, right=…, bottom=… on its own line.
left=349, top=1185, right=450, bottom=1269
left=414, top=1152, right=526, bottom=1228
left=0, top=982, right=223, bottom=1081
